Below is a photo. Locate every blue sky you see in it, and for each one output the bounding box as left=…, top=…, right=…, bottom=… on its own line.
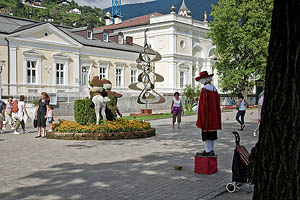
left=74, top=0, right=156, bottom=9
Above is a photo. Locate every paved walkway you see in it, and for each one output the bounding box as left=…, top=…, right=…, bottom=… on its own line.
left=0, top=110, right=258, bottom=200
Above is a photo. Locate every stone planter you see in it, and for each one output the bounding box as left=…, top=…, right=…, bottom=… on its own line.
left=46, top=128, right=156, bottom=140
left=141, top=109, right=152, bottom=114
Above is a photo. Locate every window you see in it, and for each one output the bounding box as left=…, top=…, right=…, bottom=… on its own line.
left=131, top=69, right=137, bottom=83
left=180, top=40, right=186, bottom=49
left=118, top=35, right=124, bottom=44
left=27, top=61, right=36, bottom=84
left=28, top=89, right=38, bottom=93
left=99, top=66, right=106, bottom=80
left=81, top=66, right=88, bottom=86
left=180, top=71, right=185, bottom=88
left=56, top=63, right=64, bottom=85
left=116, top=68, right=122, bottom=87
left=103, top=33, right=108, bottom=42
left=87, top=30, right=93, bottom=39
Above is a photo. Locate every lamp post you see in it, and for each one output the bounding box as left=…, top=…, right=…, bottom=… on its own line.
left=255, top=79, right=264, bottom=104
left=45, top=66, right=52, bottom=92
left=0, top=60, right=6, bottom=100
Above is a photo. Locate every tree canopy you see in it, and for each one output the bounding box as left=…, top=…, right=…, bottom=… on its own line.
left=209, top=0, right=273, bottom=97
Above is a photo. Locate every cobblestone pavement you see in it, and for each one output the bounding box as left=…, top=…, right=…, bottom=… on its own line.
left=0, top=110, right=258, bottom=200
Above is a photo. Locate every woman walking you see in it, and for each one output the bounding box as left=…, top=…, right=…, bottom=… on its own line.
left=171, top=92, right=183, bottom=129
left=235, top=93, right=249, bottom=131
left=3, top=98, right=14, bottom=131
left=35, top=92, right=49, bottom=138
left=14, top=95, right=30, bottom=134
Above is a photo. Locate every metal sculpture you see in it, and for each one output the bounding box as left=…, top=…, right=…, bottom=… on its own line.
left=128, top=29, right=165, bottom=104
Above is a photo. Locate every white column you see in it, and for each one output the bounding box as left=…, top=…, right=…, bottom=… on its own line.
left=189, top=64, right=193, bottom=86
left=170, top=28, right=176, bottom=54
left=73, top=53, right=80, bottom=86
left=169, top=61, right=177, bottom=90
left=9, top=46, right=17, bottom=94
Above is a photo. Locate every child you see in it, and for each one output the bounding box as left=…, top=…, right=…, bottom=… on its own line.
left=47, top=105, right=54, bottom=132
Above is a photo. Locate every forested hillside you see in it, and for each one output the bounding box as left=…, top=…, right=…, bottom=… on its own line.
left=0, top=0, right=105, bottom=27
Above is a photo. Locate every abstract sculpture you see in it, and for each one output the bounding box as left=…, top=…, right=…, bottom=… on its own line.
left=128, top=29, right=165, bottom=104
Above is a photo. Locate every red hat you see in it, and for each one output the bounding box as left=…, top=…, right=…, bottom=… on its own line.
left=195, top=71, right=214, bottom=81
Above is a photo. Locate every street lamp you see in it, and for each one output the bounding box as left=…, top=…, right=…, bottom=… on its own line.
left=255, top=79, right=264, bottom=104
left=0, top=60, right=6, bottom=100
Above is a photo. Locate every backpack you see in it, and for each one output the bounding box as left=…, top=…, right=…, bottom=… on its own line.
left=0, top=100, right=6, bottom=113
left=11, top=100, right=19, bottom=113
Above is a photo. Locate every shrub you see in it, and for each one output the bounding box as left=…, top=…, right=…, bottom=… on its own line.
left=183, top=85, right=201, bottom=111
left=31, top=97, right=40, bottom=106
left=74, top=99, right=96, bottom=125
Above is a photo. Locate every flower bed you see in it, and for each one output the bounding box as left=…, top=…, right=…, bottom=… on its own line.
left=46, top=118, right=155, bottom=140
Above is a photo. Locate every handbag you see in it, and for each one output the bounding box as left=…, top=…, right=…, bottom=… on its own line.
left=236, top=105, right=239, bottom=110
left=33, top=118, right=38, bottom=128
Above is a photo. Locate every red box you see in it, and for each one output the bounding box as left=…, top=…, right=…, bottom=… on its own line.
left=194, top=156, right=218, bottom=174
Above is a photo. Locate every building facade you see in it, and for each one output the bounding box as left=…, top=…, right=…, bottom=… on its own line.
left=95, top=0, right=219, bottom=95
left=0, top=14, right=143, bottom=107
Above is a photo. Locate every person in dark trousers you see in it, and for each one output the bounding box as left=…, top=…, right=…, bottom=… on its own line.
left=236, top=93, right=249, bottom=131
left=35, top=92, right=49, bottom=138
left=171, top=92, right=183, bottom=128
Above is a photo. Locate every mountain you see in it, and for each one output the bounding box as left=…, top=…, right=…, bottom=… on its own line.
left=105, top=0, right=218, bottom=21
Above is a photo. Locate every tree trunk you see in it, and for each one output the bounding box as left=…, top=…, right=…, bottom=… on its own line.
left=251, top=0, right=300, bottom=200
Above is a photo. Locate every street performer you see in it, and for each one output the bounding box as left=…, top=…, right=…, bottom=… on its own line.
left=195, top=71, right=221, bottom=156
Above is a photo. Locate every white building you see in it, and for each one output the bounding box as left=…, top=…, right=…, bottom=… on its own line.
left=94, top=0, right=219, bottom=95
left=69, top=8, right=81, bottom=15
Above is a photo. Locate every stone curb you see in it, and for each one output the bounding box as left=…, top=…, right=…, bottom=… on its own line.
left=46, top=128, right=156, bottom=140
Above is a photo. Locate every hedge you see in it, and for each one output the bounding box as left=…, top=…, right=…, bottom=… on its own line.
left=74, top=99, right=96, bottom=125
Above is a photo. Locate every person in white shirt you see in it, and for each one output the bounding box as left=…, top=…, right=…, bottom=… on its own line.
left=171, top=92, right=183, bottom=128
left=13, top=95, right=30, bottom=134
left=236, top=93, right=249, bottom=131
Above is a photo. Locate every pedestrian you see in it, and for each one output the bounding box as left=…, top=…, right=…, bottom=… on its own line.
left=235, top=93, right=249, bottom=131
left=14, top=95, right=30, bottom=134
left=0, top=99, right=6, bottom=134
left=3, top=98, right=14, bottom=131
left=195, top=71, right=221, bottom=156
left=47, top=105, right=54, bottom=132
left=171, top=92, right=183, bottom=129
left=253, top=91, right=264, bottom=136
left=35, top=92, right=49, bottom=138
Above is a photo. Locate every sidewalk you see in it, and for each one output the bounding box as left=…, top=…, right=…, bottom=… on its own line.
left=0, top=110, right=258, bottom=200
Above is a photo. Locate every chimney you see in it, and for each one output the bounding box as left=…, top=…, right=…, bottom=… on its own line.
left=104, top=12, right=113, bottom=25
left=113, top=15, right=122, bottom=24
left=126, top=36, right=133, bottom=45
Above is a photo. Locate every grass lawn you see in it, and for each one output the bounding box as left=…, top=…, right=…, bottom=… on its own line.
left=123, top=107, right=258, bottom=121
left=122, top=110, right=195, bottom=121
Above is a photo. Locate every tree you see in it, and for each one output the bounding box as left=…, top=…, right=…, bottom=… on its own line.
left=183, top=85, right=201, bottom=111
left=250, top=0, right=300, bottom=199
left=209, top=0, right=273, bottom=98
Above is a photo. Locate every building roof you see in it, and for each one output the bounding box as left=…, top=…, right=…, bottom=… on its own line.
left=0, top=14, right=143, bottom=53
left=0, top=14, right=40, bottom=34
left=94, top=12, right=162, bottom=31
left=58, top=27, right=143, bottom=53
